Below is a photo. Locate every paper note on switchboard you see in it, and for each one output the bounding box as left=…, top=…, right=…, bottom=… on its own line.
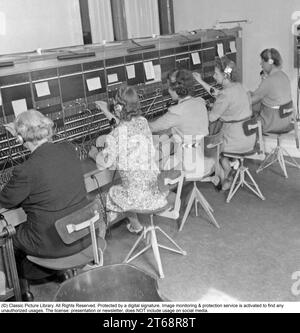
left=86, top=77, right=102, bottom=91
left=153, top=64, right=161, bottom=81
left=230, top=41, right=237, bottom=53
left=126, top=65, right=136, bottom=79
left=107, top=73, right=118, bottom=84
left=12, top=99, right=28, bottom=117
left=35, top=81, right=50, bottom=98
left=144, top=61, right=155, bottom=80
left=217, top=43, right=224, bottom=57
left=191, top=52, right=201, bottom=65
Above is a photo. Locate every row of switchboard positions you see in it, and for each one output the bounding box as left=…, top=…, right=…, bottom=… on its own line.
left=0, top=27, right=241, bottom=187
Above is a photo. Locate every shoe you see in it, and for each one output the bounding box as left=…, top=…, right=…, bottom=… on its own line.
left=222, top=176, right=233, bottom=191
left=126, top=223, right=143, bottom=234
left=22, top=291, right=34, bottom=302
left=211, top=175, right=222, bottom=192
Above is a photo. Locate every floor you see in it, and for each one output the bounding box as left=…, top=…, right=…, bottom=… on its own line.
left=30, top=157, right=300, bottom=302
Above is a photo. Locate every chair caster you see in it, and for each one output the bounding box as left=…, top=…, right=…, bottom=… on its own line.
left=22, top=291, right=34, bottom=302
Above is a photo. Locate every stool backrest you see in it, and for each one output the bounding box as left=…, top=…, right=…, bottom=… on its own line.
left=55, top=197, right=106, bottom=265
left=279, top=101, right=293, bottom=119
left=242, top=117, right=264, bottom=156
left=157, top=172, right=184, bottom=219
left=172, top=127, right=206, bottom=179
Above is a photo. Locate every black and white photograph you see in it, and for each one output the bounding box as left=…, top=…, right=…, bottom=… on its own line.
left=0, top=0, right=299, bottom=315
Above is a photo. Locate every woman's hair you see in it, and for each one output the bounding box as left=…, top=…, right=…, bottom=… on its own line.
left=14, top=109, right=54, bottom=143
left=167, top=69, right=194, bottom=98
left=215, top=56, right=238, bottom=82
left=114, top=85, right=141, bottom=122
left=260, top=48, right=282, bottom=67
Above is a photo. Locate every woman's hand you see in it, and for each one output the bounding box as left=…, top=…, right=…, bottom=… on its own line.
left=95, top=151, right=109, bottom=171
left=95, top=100, right=109, bottom=113
left=96, top=135, right=106, bottom=149
left=88, top=146, right=98, bottom=161
left=3, top=122, right=17, bottom=136
left=193, top=72, right=203, bottom=83
left=95, top=100, right=119, bottom=124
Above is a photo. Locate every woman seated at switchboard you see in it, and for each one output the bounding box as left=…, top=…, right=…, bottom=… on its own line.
left=149, top=68, right=209, bottom=137
left=148, top=68, right=219, bottom=182
left=89, top=85, right=169, bottom=234
left=193, top=56, right=255, bottom=190
left=0, top=110, right=92, bottom=300
left=249, top=48, right=293, bottom=133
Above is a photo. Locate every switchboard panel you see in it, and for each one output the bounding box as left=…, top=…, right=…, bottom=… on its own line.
left=0, top=27, right=242, bottom=189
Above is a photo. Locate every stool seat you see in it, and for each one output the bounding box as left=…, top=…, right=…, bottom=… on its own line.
left=27, top=238, right=106, bottom=270
left=124, top=192, right=186, bottom=279
left=126, top=192, right=176, bottom=215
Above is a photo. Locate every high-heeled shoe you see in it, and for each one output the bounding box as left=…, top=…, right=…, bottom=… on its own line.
left=211, top=175, right=222, bottom=191
left=22, top=291, right=34, bottom=302
left=126, top=223, right=143, bottom=234
left=221, top=177, right=233, bottom=191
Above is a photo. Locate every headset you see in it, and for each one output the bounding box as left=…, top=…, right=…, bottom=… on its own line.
left=223, top=66, right=233, bottom=79
left=169, top=71, right=190, bottom=97
left=114, top=102, right=124, bottom=114
left=267, top=49, right=274, bottom=65
left=3, top=123, right=25, bottom=145
left=16, top=134, right=24, bottom=145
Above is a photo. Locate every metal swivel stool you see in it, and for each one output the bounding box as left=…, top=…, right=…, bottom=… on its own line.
left=124, top=192, right=186, bottom=279
left=223, top=117, right=265, bottom=203
left=256, top=102, right=300, bottom=178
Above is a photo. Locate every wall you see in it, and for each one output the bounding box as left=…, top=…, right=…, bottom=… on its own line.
left=124, top=0, right=159, bottom=39
left=0, top=0, right=83, bottom=54
left=173, top=0, right=300, bottom=103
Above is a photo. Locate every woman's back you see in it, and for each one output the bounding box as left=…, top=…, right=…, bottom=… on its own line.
left=112, top=116, right=158, bottom=174
left=258, top=70, right=291, bottom=107
left=107, top=116, right=167, bottom=212
left=212, top=82, right=252, bottom=121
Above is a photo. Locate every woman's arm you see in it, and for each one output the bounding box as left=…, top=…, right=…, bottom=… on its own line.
left=0, top=166, right=30, bottom=209
left=209, top=92, right=230, bottom=122
left=249, top=78, right=269, bottom=105
left=149, top=112, right=179, bottom=133
left=193, top=72, right=220, bottom=96
left=250, top=91, right=263, bottom=105
left=95, top=100, right=118, bottom=122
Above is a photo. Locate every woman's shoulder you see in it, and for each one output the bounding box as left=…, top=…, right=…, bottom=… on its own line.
left=121, top=116, right=149, bottom=133
left=192, top=96, right=206, bottom=105
left=274, top=69, right=290, bottom=81
left=224, top=82, right=247, bottom=96
left=132, top=116, right=148, bottom=127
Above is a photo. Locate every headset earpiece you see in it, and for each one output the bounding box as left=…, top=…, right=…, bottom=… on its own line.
left=267, top=49, right=274, bottom=65
left=16, top=134, right=24, bottom=145
left=223, top=66, right=232, bottom=79
left=114, top=103, right=123, bottom=113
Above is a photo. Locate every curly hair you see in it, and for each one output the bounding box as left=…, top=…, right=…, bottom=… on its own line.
left=14, top=109, right=54, bottom=143
left=215, top=56, right=238, bottom=82
left=114, top=85, right=141, bottom=122
left=167, top=69, right=194, bottom=98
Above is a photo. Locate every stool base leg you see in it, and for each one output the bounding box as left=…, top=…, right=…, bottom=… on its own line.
left=124, top=215, right=186, bottom=279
